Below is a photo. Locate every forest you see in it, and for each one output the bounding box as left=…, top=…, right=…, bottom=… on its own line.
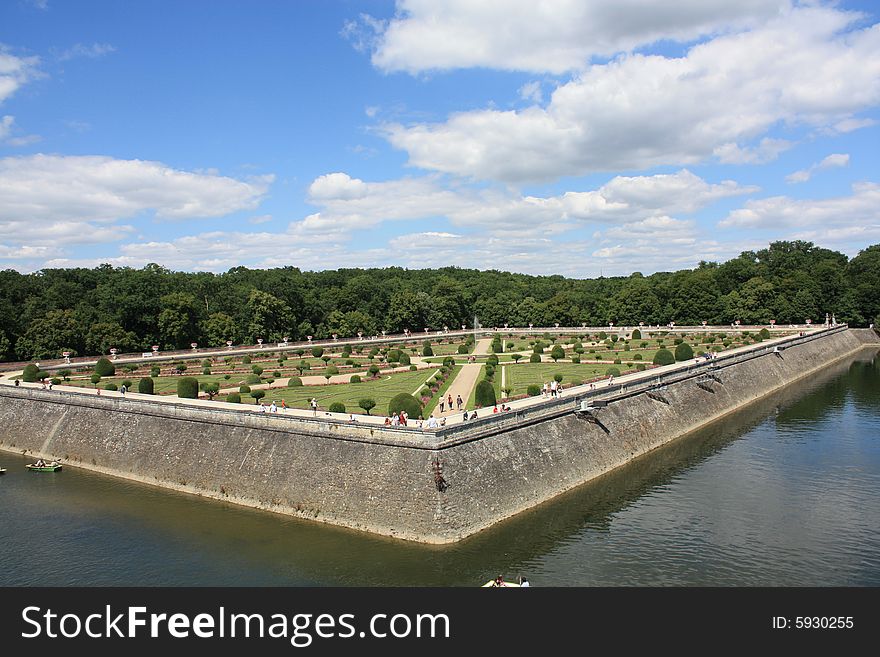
left=2, top=240, right=879, bottom=361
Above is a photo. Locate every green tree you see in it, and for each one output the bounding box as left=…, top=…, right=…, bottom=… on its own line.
left=674, top=342, right=694, bottom=361
left=94, top=357, right=116, bottom=377
left=15, top=309, right=83, bottom=360
left=201, top=312, right=237, bottom=346
left=550, top=344, right=565, bottom=362
left=474, top=380, right=496, bottom=407
left=388, top=393, right=422, bottom=418
left=358, top=398, right=376, bottom=415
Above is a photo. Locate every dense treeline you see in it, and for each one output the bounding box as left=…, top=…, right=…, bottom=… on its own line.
left=2, top=240, right=879, bottom=361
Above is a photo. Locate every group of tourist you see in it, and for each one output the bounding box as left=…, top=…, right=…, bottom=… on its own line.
left=258, top=399, right=287, bottom=413
left=384, top=410, right=412, bottom=427
left=542, top=380, right=563, bottom=398
left=438, top=394, right=465, bottom=413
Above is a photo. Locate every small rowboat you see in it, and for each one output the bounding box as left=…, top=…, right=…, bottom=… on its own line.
left=482, top=579, right=521, bottom=587
left=0, top=468, right=6, bottom=475
left=26, top=462, right=62, bottom=472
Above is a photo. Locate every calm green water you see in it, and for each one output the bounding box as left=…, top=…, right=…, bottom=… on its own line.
left=2, top=349, right=879, bottom=586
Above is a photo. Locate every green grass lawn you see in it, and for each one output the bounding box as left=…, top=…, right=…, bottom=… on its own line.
left=248, top=368, right=435, bottom=416
left=503, top=363, right=621, bottom=396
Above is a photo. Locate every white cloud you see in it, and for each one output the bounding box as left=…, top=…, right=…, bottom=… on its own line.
left=58, top=43, right=116, bottom=61
left=518, top=81, right=542, bottom=104
left=248, top=214, right=273, bottom=225
left=0, top=154, right=273, bottom=224
left=720, top=182, right=880, bottom=229
left=0, top=115, right=12, bottom=139
left=297, top=169, right=753, bottom=237
left=785, top=153, right=850, bottom=183
left=0, top=46, right=41, bottom=106
left=383, top=7, right=880, bottom=182
left=713, top=138, right=794, bottom=165
left=367, top=0, right=789, bottom=74
left=0, top=115, right=40, bottom=146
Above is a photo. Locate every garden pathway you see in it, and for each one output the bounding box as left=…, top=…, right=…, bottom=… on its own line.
left=471, top=337, right=494, bottom=355
left=433, top=363, right=483, bottom=417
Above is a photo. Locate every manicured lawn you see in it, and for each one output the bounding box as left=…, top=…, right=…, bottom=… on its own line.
left=247, top=368, right=435, bottom=416
left=503, top=363, right=621, bottom=396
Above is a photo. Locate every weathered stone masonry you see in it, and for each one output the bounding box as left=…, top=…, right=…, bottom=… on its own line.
left=1, top=327, right=877, bottom=543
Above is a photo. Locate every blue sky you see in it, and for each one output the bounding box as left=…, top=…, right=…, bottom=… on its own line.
left=1, top=0, right=878, bottom=277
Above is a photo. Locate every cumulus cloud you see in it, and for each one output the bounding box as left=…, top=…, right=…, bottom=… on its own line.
left=719, top=182, right=879, bottom=229
left=298, top=169, right=754, bottom=236
left=785, top=153, right=850, bottom=183
left=0, top=154, right=273, bottom=224
left=366, top=0, right=789, bottom=74
left=382, top=7, right=880, bottom=182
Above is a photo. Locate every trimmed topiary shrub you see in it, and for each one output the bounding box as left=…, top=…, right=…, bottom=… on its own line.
left=457, top=344, right=468, bottom=354
left=287, top=376, right=303, bottom=387
left=246, top=374, right=261, bottom=384
left=674, top=342, right=694, bottom=361
left=252, top=364, right=264, bottom=375
left=474, top=379, right=496, bottom=407
left=409, top=364, right=418, bottom=371
left=50, top=377, right=62, bottom=386
left=554, top=373, right=563, bottom=383
left=103, top=383, right=118, bottom=391
left=359, top=398, right=376, bottom=415
left=350, top=374, right=362, bottom=383
left=239, top=385, right=251, bottom=394
left=311, top=346, right=323, bottom=358
left=633, top=353, right=643, bottom=360
left=571, top=355, right=581, bottom=363
left=529, top=353, right=542, bottom=363
left=250, top=390, right=265, bottom=403
left=138, top=377, right=154, bottom=394
left=487, top=354, right=499, bottom=367
left=653, top=348, right=675, bottom=365
left=368, top=364, right=381, bottom=377
left=90, top=374, right=102, bottom=385
left=636, top=363, right=647, bottom=371
left=95, top=357, right=115, bottom=377
left=150, top=366, right=161, bottom=377
left=443, top=356, right=455, bottom=367
left=598, top=331, right=607, bottom=339
left=329, top=402, right=346, bottom=413
left=388, top=393, right=422, bottom=418
left=527, top=384, right=541, bottom=396
left=605, top=367, right=621, bottom=377
left=225, top=392, right=241, bottom=403
left=22, top=364, right=40, bottom=382
left=550, top=344, right=565, bottom=361
left=422, top=343, right=434, bottom=357
left=177, top=377, right=199, bottom=399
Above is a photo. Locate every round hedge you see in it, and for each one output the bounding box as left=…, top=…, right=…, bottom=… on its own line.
left=457, top=344, right=468, bottom=354
left=95, top=357, right=115, bottom=377
left=527, top=384, right=541, bottom=396
left=398, top=352, right=411, bottom=366
left=388, top=392, right=422, bottom=418
left=250, top=390, right=265, bottom=402
left=474, top=379, right=496, bottom=407
left=350, top=374, right=362, bottom=383
left=177, top=376, right=199, bottom=399
left=138, top=377, right=154, bottom=394
left=636, top=363, right=647, bottom=371
left=239, top=385, right=251, bottom=393
left=329, top=402, right=346, bottom=413
left=633, top=353, right=643, bottom=360
left=422, top=344, right=434, bottom=356
left=443, top=356, right=455, bottom=368
left=605, top=367, right=621, bottom=377
left=288, top=376, right=303, bottom=387
left=22, top=363, right=40, bottom=382
left=225, top=392, right=241, bottom=403
left=674, top=342, right=694, bottom=361
left=311, top=346, right=323, bottom=358
left=529, top=353, right=541, bottom=363
left=653, top=348, right=675, bottom=365
left=487, top=354, right=499, bottom=367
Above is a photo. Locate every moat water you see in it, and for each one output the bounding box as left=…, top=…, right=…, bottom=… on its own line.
left=2, top=349, right=878, bottom=586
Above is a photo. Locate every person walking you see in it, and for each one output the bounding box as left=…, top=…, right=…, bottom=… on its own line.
left=440, top=398, right=445, bottom=412
left=310, top=398, right=318, bottom=415
left=456, top=394, right=463, bottom=411
left=447, top=394, right=453, bottom=411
